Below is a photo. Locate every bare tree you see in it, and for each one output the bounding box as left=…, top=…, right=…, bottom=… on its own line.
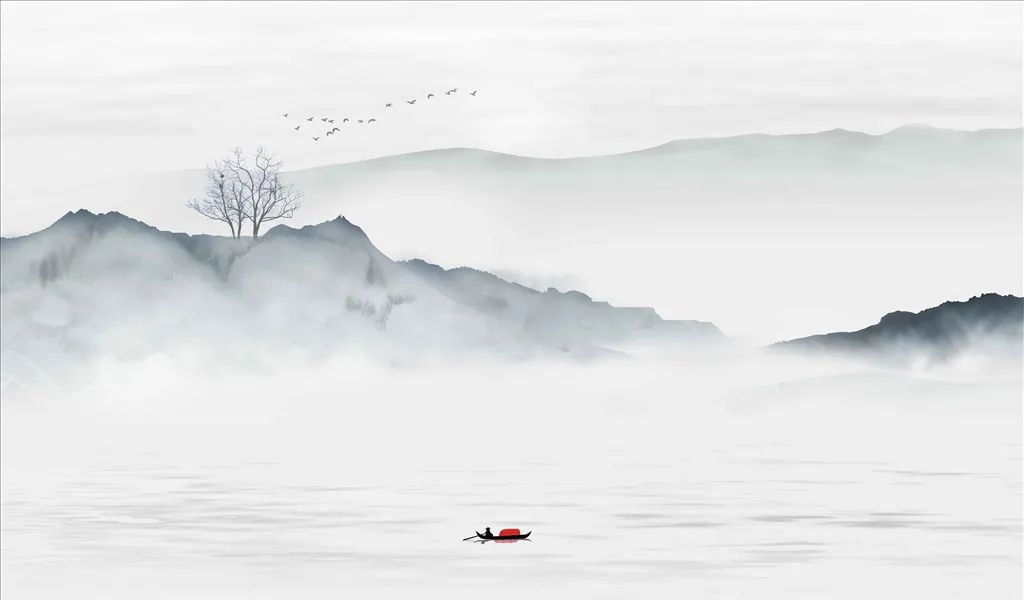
left=225, top=146, right=302, bottom=237
left=188, top=147, right=302, bottom=238
left=187, top=160, right=245, bottom=238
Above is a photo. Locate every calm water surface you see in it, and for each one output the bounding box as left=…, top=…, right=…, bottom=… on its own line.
left=2, top=384, right=1021, bottom=599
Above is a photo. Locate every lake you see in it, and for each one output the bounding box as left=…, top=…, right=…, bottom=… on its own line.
left=2, top=361, right=1020, bottom=598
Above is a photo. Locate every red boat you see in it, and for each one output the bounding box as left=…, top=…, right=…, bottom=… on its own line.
left=471, top=528, right=531, bottom=541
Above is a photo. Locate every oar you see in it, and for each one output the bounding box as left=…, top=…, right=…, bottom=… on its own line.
left=462, top=534, right=479, bottom=541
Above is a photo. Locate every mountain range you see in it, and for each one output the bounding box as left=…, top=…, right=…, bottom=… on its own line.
left=3, top=207, right=1019, bottom=389
left=0, top=210, right=723, bottom=387
left=5, top=124, right=1018, bottom=344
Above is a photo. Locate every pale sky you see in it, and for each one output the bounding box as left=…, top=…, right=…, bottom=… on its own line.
left=2, top=1, right=1020, bottom=182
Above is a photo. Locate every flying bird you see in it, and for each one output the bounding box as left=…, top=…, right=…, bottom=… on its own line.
left=470, top=90, right=477, bottom=96
left=283, top=113, right=289, bottom=117
left=427, top=93, right=434, bottom=99
left=294, top=125, right=301, bottom=130
left=343, top=118, right=349, bottom=122
left=385, top=103, right=392, bottom=108
left=328, top=119, right=334, bottom=123
left=368, top=118, right=376, bottom=123
left=445, top=90, right=453, bottom=95
left=332, top=127, right=340, bottom=132
left=407, top=99, right=416, bottom=104
left=306, top=117, right=314, bottom=121
left=326, top=131, right=334, bottom=136
left=312, top=137, right=320, bottom=141
left=357, top=119, right=364, bottom=123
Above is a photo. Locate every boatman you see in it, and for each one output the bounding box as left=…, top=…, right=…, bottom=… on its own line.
left=482, top=527, right=494, bottom=539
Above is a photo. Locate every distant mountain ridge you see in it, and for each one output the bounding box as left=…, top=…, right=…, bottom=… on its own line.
left=6, top=124, right=1020, bottom=238
left=772, top=294, right=1023, bottom=363
left=286, top=123, right=1020, bottom=167
left=282, top=125, right=1022, bottom=182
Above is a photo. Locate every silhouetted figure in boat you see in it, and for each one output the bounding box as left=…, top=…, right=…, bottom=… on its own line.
left=482, top=527, right=493, bottom=539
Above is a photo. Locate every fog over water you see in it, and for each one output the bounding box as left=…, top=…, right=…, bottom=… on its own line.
left=2, top=3, right=1022, bottom=598
left=3, top=349, right=1021, bottom=599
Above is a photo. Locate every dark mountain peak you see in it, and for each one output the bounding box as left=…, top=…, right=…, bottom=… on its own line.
left=325, top=214, right=363, bottom=230
left=941, top=292, right=1018, bottom=307
left=58, top=208, right=97, bottom=221
left=773, top=293, right=1023, bottom=363
left=877, top=310, right=915, bottom=326
left=47, top=208, right=163, bottom=237
left=56, top=208, right=128, bottom=224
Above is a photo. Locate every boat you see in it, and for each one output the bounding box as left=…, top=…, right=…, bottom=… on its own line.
left=474, top=529, right=531, bottom=541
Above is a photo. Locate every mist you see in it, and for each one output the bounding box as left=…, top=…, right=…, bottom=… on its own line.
left=3, top=210, right=1019, bottom=597
left=3, top=3, right=1022, bottom=597
left=3, top=344, right=1020, bottom=599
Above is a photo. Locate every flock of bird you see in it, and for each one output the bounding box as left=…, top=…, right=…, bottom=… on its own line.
left=282, top=88, right=478, bottom=142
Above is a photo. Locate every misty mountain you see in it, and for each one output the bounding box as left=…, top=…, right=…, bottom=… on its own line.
left=9, top=124, right=1017, bottom=344
left=402, top=258, right=720, bottom=346
left=3, top=125, right=1021, bottom=347
left=0, top=210, right=722, bottom=385
left=771, top=294, right=1023, bottom=363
